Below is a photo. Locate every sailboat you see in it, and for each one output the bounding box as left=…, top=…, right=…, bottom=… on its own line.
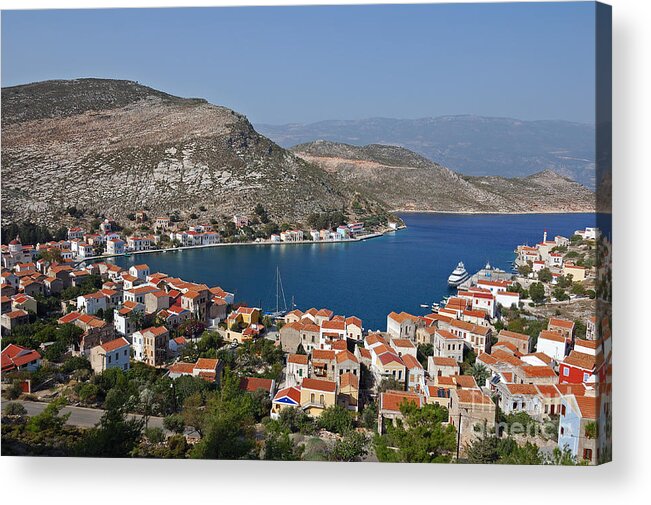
left=267, top=267, right=289, bottom=318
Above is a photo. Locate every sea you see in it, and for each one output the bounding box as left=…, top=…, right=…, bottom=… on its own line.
left=112, top=213, right=596, bottom=331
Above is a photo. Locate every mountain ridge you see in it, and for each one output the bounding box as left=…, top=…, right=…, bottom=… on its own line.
left=291, top=141, right=595, bottom=214
left=257, top=115, right=597, bottom=187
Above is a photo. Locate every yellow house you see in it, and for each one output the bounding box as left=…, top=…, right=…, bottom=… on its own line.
left=563, top=264, right=587, bottom=282
left=299, top=377, right=337, bottom=417
left=227, top=306, right=261, bottom=327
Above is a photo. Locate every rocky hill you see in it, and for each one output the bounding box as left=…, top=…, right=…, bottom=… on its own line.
left=1, top=79, right=389, bottom=228
left=292, top=141, right=595, bottom=214
left=257, top=116, right=597, bottom=188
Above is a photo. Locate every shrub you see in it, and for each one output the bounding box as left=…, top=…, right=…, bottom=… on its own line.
left=3, top=402, right=27, bottom=416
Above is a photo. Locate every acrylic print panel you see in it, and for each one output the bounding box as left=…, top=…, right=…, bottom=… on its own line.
left=0, top=2, right=611, bottom=465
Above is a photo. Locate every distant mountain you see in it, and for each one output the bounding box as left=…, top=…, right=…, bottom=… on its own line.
left=292, top=141, right=595, bottom=214
left=257, top=116, right=597, bottom=188
left=1, top=79, right=390, bottom=227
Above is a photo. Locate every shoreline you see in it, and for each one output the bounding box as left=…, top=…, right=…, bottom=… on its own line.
left=392, top=209, right=596, bottom=215
left=77, top=226, right=407, bottom=265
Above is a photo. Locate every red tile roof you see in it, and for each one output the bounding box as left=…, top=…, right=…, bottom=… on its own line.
left=380, top=390, right=423, bottom=412
left=239, top=377, right=274, bottom=393
left=287, top=353, right=309, bottom=365
left=1, top=343, right=41, bottom=372
left=99, top=337, right=129, bottom=353
left=301, top=377, right=336, bottom=393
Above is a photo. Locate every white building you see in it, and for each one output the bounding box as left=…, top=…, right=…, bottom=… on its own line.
left=536, top=330, right=568, bottom=361
left=89, top=337, right=130, bottom=374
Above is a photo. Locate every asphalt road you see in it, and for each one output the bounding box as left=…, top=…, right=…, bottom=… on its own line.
left=13, top=400, right=166, bottom=430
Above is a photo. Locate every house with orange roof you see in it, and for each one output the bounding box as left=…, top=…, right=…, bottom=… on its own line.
left=271, top=386, right=301, bottom=419
left=403, top=354, right=424, bottom=391
left=337, top=372, right=360, bottom=411
left=279, top=320, right=320, bottom=353
left=558, top=391, right=599, bottom=464
left=167, top=357, right=223, bottom=384
left=1, top=308, right=29, bottom=335
left=113, top=300, right=145, bottom=336
left=427, top=356, right=460, bottom=378
left=11, top=293, right=37, bottom=314
left=300, top=377, right=337, bottom=417
left=513, top=364, right=558, bottom=386
left=386, top=311, right=418, bottom=340
left=450, top=319, right=492, bottom=356
left=562, top=263, right=587, bottom=282
left=311, top=349, right=336, bottom=381
left=334, top=349, right=360, bottom=382
left=548, top=317, right=576, bottom=340
left=559, top=350, right=600, bottom=385
left=345, top=316, right=363, bottom=340
left=378, top=390, right=424, bottom=433
left=415, top=325, right=438, bottom=346
left=497, top=329, right=532, bottom=355
left=433, top=328, right=464, bottom=363
left=144, top=289, right=170, bottom=315
left=495, top=383, right=543, bottom=418
left=89, top=337, right=130, bottom=374
left=450, top=389, right=496, bottom=445
left=76, top=290, right=108, bottom=315
left=354, top=346, right=372, bottom=367
left=574, top=338, right=602, bottom=357
left=239, top=377, right=276, bottom=398
left=536, top=330, right=569, bottom=361
left=132, top=326, right=169, bottom=367
left=1, top=343, right=42, bottom=373
left=390, top=338, right=417, bottom=358
left=286, top=353, right=309, bottom=386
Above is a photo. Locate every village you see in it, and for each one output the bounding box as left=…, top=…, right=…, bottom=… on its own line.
left=0, top=207, right=401, bottom=265
left=1, top=224, right=612, bottom=464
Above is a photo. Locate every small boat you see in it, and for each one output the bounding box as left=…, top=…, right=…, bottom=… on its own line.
left=419, top=304, right=430, bottom=308
left=447, top=261, right=470, bottom=287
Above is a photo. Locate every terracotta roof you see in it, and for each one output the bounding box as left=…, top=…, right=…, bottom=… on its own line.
left=498, top=329, right=530, bottom=342
left=378, top=352, right=405, bottom=367
left=321, top=319, right=345, bottom=331
left=381, top=390, right=423, bottom=412
left=3, top=309, right=28, bottom=319
left=436, top=329, right=463, bottom=340
left=143, top=326, right=168, bottom=337
left=239, top=377, right=274, bottom=393
left=388, top=311, right=416, bottom=323
left=273, top=386, right=301, bottom=405
left=345, top=316, right=362, bottom=327
left=99, top=337, right=129, bottom=353
left=575, top=338, right=601, bottom=350
left=453, top=374, right=478, bottom=389
left=312, top=349, right=335, bottom=360
left=365, top=333, right=387, bottom=346
left=301, top=377, right=336, bottom=393
left=195, top=358, right=219, bottom=371
left=340, top=372, right=359, bottom=389
left=539, top=330, right=567, bottom=343
left=287, top=353, right=309, bottom=365
left=455, top=389, right=494, bottom=406
left=1, top=343, right=41, bottom=371
left=549, top=318, right=575, bottom=330
left=402, top=354, right=423, bottom=370
left=563, top=350, right=596, bottom=371
left=391, top=338, right=415, bottom=348
left=520, top=366, right=557, bottom=378
left=357, top=347, right=371, bottom=360
left=574, top=395, right=598, bottom=419
left=335, top=350, right=358, bottom=364
left=168, top=362, right=195, bottom=375
left=331, top=340, right=348, bottom=351
left=505, top=383, right=539, bottom=395
left=430, top=356, right=458, bottom=367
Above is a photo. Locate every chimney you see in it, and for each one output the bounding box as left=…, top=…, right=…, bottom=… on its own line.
left=543, top=229, right=548, bottom=243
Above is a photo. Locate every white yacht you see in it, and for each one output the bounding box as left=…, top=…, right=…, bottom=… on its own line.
left=447, top=261, right=470, bottom=287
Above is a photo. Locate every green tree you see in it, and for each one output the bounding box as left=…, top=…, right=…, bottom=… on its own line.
left=3, top=402, right=27, bottom=416
left=329, top=430, right=369, bottom=462
left=374, top=402, right=456, bottom=463
left=469, top=363, right=491, bottom=385
left=517, top=263, right=532, bottom=277
left=26, top=398, right=70, bottom=434
left=537, top=268, right=553, bottom=283
left=529, top=282, right=546, bottom=304
left=318, top=405, right=354, bottom=434
left=163, top=414, right=186, bottom=434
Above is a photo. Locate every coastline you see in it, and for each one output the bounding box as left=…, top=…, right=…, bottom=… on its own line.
left=393, top=209, right=596, bottom=215
left=77, top=226, right=407, bottom=265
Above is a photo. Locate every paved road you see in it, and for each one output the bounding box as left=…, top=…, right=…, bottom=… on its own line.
left=14, top=400, right=166, bottom=430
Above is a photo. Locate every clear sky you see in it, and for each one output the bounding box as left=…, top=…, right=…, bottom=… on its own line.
left=1, top=2, right=596, bottom=124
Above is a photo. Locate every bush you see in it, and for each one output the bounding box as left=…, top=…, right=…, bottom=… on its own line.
left=4, top=381, right=23, bottom=400
left=317, top=405, right=354, bottom=435
left=3, top=402, right=27, bottom=416
left=78, top=383, right=100, bottom=405
left=163, top=414, right=186, bottom=434
left=145, top=427, right=165, bottom=444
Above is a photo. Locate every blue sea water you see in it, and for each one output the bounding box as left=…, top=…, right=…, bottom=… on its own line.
left=113, top=213, right=595, bottom=331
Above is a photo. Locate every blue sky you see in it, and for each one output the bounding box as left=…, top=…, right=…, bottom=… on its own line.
left=1, top=3, right=596, bottom=124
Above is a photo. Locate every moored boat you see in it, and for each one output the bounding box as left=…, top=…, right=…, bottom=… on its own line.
left=447, top=261, right=470, bottom=286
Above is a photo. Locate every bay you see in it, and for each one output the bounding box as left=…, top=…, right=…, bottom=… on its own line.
left=113, top=213, right=595, bottom=331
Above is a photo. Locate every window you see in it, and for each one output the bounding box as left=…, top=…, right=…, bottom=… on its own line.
left=319, top=394, right=324, bottom=405
left=560, top=426, right=564, bottom=435
left=310, top=393, right=315, bottom=403
left=583, top=373, right=589, bottom=382
left=583, top=448, right=592, bottom=461
left=561, top=405, right=566, bottom=416
left=563, top=367, right=570, bottom=376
